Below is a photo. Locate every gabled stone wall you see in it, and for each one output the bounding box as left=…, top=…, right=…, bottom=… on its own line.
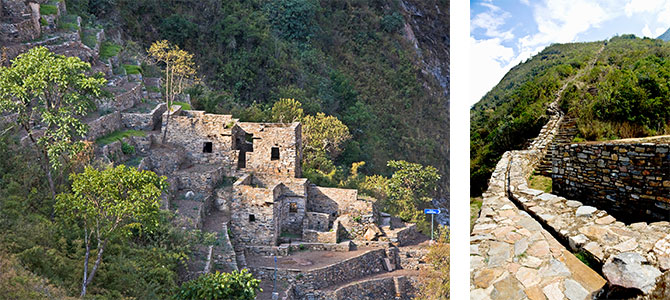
left=552, top=139, right=670, bottom=222
left=237, top=122, right=302, bottom=178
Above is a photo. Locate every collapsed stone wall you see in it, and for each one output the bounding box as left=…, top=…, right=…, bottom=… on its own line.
left=307, top=185, right=370, bottom=223
left=121, top=103, right=166, bottom=131
left=237, top=122, right=302, bottom=178
left=98, top=82, right=142, bottom=112
left=0, top=0, right=40, bottom=43
left=86, top=111, right=121, bottom=140
left=552, top=139, right=670, bottom=222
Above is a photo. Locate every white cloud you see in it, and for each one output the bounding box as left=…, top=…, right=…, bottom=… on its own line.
left=469, top=37, right=516, bottom=105
left=642, top=24, right=653, bottom=37
left=471, top=3, right=515, bottom=40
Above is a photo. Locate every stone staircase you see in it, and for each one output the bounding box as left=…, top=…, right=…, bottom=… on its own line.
left=536, top=116, right=578, bottom=176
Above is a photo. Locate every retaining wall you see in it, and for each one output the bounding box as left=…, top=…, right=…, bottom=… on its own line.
left=552, top=140, right=670, bottom=222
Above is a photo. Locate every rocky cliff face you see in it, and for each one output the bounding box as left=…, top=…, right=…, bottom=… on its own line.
left=398, top=0, right=450, bottom=224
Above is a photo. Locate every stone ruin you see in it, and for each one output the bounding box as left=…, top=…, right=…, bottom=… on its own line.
left=472, top=47, right=670, bottom=299
left=0, top=1, right=433, bottom=296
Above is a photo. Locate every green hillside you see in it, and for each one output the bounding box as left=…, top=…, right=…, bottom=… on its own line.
left=471, top=35, right=670, bottom=195
left=67, top=0, right=449, bottom=188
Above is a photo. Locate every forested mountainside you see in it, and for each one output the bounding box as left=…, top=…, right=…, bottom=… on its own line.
left=471, top=35, right=670, bottom=195
left=67, top=0, right=449, bottom=193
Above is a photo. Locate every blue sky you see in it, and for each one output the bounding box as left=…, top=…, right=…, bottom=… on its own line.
left=470, top=0, right=670, bottom=106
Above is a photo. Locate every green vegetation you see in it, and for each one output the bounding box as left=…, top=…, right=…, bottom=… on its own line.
left=470, top=197, right=482, bottom=230
left=64, top=0, right=447, bottom=190
left=470, top=41, right=603, bottom=195
left=0, top=47, right=105, bottom=198
left=472, top=36, right=670, bottom=195
left=175, top=270, right=261, bottom=300
left=415, top=226, right=449, bottom=300
left=99, top=42, right=121, bottom=60
left=96, top=129, right=146, bottom=145
left=40, top=16, right=48, bottom=26
left=81, top=30, right=98, bottom=48
left=55, top=165, right=167, bottom=297
left=272, top=98, right=303, bottom=123
left=40, top=4, right=59, bottom=15
left=529, top=174, right=552, bottom=193
left=173, top=101, right=191, bottom=110
left=123, top=64, right=142, bottom=75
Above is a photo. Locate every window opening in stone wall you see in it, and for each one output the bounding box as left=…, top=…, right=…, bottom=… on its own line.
left=203, top=142, right=213, bottom=153
left=271, top=147, right=280, bottom=160
left=289, top=202, right=297, bottom=213
left=249, top=214, right=256, bottom=222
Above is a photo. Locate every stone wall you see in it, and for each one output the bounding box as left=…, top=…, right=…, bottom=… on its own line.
left=552, top=141, right=670, bottom=222
left=98, top=82, right=142, bottom=112
left=237, top=122, right=302, bottom=178
left=165, top=110, right=236, bottom=166
left=313, top=275, right=418, bottom=300
left=307, top=185, right=371, bottom=223
left=86, top=112, right=121, bottom=140
left=252, top=248, right=388, bottom=293
left=304, top=212, right=329, bottom=231
left=230, top=175, right=278, bottom=246
left=121, top=103, right=166, bottom=131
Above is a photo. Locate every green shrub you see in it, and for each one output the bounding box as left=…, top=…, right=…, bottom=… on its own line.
left=123, top=64, right=142, bottom=75
left=380, top=12, right=404, bottom=33
left=40, top=4, right=58, bottom=15
left=172, top=101, right=191, bottom=110
left=81, top=31, right=97, bottom=49
left=175, top=270, right=261, bottom=300
left=39, top=17, right=48, bottom=26
left=121, top=142, right=135, bottom=155
left=99, top=42, right=121, bottom=60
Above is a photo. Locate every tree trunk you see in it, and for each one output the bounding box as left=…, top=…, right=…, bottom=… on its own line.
left=80, top=239, right=106, bottom=298
left=80, top=232, right=90, bottom=298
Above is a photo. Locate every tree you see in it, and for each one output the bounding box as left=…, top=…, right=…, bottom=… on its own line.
left=0, top=46, right=105, bottom=199
left=55, top=165, right=167, bottom=298
left=147, top=40, right=197, bottom=143
left=271, top=98, right=303, bottom=123
left=301, top=112, right=350, bottom=158
left=175, top=270, right=261, bottom=300
left=384, top=160, right=440, bottom=231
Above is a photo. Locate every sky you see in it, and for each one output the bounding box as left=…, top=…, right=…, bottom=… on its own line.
left=470, top=0, right=670, bottom=107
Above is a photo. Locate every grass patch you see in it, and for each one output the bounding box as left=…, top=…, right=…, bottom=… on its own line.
left=96, top=130, right=146, bottom=145
left=40, top=17, right=48, bottom=26
left=574, top=251, right=597, bottom=269
left=40, top=4, right=58, bottom=15
left=99, top=42, right=121, bottom=60
left=470, top=197, right=483, bottom=230
left=529, top=174, right=552, bottom=193
left=172, top=101, right=191, bottom=110
left=123, top=65, right=142, bottom=75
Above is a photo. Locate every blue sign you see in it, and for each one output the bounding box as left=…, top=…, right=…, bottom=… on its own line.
left=424, top=209, right=440, bottom=214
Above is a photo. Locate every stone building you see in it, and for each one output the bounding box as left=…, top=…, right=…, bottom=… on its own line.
left=164, top=107, right=374, bottom=246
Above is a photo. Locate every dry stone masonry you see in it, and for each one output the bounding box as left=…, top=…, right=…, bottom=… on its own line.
left=552, top=137, right=670, bottom=222
left=473, top=44, right=670, bottom=298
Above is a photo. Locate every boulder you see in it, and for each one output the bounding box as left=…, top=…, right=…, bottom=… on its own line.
left=602, top=252, right=661, bottom=294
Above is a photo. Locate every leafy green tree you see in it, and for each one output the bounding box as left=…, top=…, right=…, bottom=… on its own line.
left=384, top=160, right=440, bottom=231
left=55, top=165, right=167, bottom=298
left=0, top=46, right=105, bottom=198
left=271, top=98, right=303, bottom=123
left=265, top=0, right=320, bottom=43
left=175, top=270, right=261, bottom=300
left=302, top=112, right=350, bottom=158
